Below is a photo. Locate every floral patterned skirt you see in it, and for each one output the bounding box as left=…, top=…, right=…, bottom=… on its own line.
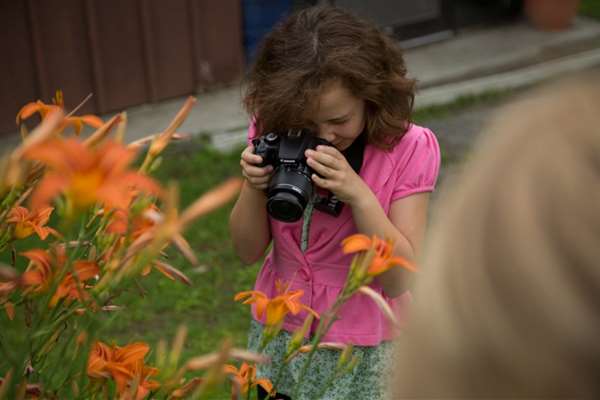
left=247, top=320, right=395, bottom=400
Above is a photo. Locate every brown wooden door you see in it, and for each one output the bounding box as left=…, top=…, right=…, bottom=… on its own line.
left=0, top=0, right=244, bottom=137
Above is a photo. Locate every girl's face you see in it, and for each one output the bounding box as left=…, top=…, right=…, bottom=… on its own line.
left=306, top=80, right=366, bottom=151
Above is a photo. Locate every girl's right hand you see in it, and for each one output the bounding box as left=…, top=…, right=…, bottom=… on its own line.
left=240, top=144, right=273, bottom=191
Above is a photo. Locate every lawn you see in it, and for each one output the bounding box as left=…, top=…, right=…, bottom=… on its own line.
left=581, top=0, right=600, bottom=20
left=93, top=139, right=257, bottom=398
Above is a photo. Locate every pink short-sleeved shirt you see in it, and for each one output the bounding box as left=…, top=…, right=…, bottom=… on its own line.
left=247, top=123, right=441, bottom=346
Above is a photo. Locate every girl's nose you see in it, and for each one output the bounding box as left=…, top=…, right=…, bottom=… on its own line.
left=316, top=124, right=336, bottom=143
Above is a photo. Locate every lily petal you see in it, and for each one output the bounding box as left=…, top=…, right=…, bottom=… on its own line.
left=80, top=114, right=104, bottom=128
left=358, top=285, right=399, bottom=329
left=386, top=256, right=417, bottom=273
left=29, top=173, right=69, bottom=211
left=16, top=102, right=42, bottom=124
left=153, top=261, right=191, bottom=286
left=341, top=234, right=372, bottom=254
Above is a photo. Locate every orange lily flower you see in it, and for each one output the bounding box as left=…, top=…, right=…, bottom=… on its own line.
left=87, top=341, right=114, bottom=379
left=223, top=362, right=274, bottom=397
left=106, top=203, right=159, bottom=240
left=125, top=364, right=160, bottom=400
left=87, top=341, right=160, bottom=400
left=234, top=280, right=319, bottom=327
left=1, top=266, right=23, bottom=319
left=20, top=248, right=100, bottom=307
left=105, top=178, right=242, bottom=285
left=103, top=203, right=192, bottom=285
left=48, top=260, right=99, bottom=307
left=20, top=248, right=57, bottom=293
left=23, top=137, right=162, bottom=211
left=6, top=206, right=60, bottom=240
left=342, top=234, right=417, bottom=275
left=16, top=92, right=103, bottom=136
left=16, top=100, right=61, bottom=125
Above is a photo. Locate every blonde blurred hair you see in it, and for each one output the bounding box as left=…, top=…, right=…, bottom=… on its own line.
left=393, top=72, right=600, bottom=398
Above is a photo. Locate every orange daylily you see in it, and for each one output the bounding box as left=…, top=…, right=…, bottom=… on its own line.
left=20, top=248, right=100, bottom=307
left=223, top=362, right=274, bottom=397
left=1, top=266, right=23, bottom=319
left=48, top=260, right=99, bottom=307
left=23, top=137, right=162, bottom=211
left=102, top=203, right=192, bottom=285
left=106, top=178, right=242, bottom=285
left=124, top=363, right=160, bottom=400
left=106, top=203, right=159, bottom=240
left=20, top=248, right=58, bottom=293
left=87, top=341, right=114, bottom=379
left=342, top=234, right=417, bottom=276
left=6, top=206, right=60, bottom=240
left=234, top=280, right=319, bottom=327
left=87, top=341, right=160, bottom=400
left=16, top=92, right=104, bottom=136
left=16, top=100, right=61, bottom=125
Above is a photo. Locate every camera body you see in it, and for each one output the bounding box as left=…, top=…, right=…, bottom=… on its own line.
left=252, top=129, right=344, bottom=222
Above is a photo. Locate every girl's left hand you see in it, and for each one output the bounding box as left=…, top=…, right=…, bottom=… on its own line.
left=305, top=145, right=368, bottom=204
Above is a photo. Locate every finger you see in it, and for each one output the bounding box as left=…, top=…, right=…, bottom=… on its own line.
left=247, top=176, right=269, bottom=187
left=311, top=173, right=330, bottom=189
left=241, top=146, right=264, bottom=165
left=306, top=149, right=339, bottom=169
left=306, top=157, right=337, bottom=178
left=241, top=160, right=272, bottom=178
left=247, top=175, right=271, bottom=187
left=315, top=144, right=343, bottom=159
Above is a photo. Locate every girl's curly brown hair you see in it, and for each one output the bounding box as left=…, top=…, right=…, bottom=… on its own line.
left=243, top=6, right=416, bottom=150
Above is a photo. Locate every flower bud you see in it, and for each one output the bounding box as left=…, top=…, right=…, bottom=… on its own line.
left=286, top=314, right=314, bottom=357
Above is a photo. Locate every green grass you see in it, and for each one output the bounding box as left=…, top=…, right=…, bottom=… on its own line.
left=580, top=0, right=600, bottom=20
left=412, top=88, right=517, bottom=123
left=99, top=139, right=257, bottom=399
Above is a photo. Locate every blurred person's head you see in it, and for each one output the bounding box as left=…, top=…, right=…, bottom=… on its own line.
left=392, top=71, right=600, bottom=398
left=243, top=6, right=415, bottom=150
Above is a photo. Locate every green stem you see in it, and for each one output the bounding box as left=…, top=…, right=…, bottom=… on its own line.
left=290, top=294, right=349, bottom=398
left=0, top=185, right=20, bottom=216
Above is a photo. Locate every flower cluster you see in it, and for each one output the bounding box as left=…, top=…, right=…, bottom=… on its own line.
left=87, top=341, right=160, bottom=399
left=233, top=233, right=417, bottom=397
left=0, top=92, right=251, bottom=399
left=1, top=89, right=419, bottom=399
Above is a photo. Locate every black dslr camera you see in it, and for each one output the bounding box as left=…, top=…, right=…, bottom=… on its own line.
left=252, top=129, right=344, bottom=222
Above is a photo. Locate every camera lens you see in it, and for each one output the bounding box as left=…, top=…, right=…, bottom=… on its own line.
left=267, top=192, right=304, bottom=222
left=266, top=166, right=313, bottom=222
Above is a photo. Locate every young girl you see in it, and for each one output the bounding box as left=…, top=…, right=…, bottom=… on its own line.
left=229, top=6, right=440, bottom=399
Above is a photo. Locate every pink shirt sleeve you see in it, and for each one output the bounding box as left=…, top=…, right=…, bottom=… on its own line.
left=247, top=118, right=259, bottom=145
left=391, top=126, right=441, bottom=201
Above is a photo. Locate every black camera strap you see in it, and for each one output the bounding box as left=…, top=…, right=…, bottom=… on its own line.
left=312, top=131, right=366, bottom=217
left=342, top=130, right=366, bottom=175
